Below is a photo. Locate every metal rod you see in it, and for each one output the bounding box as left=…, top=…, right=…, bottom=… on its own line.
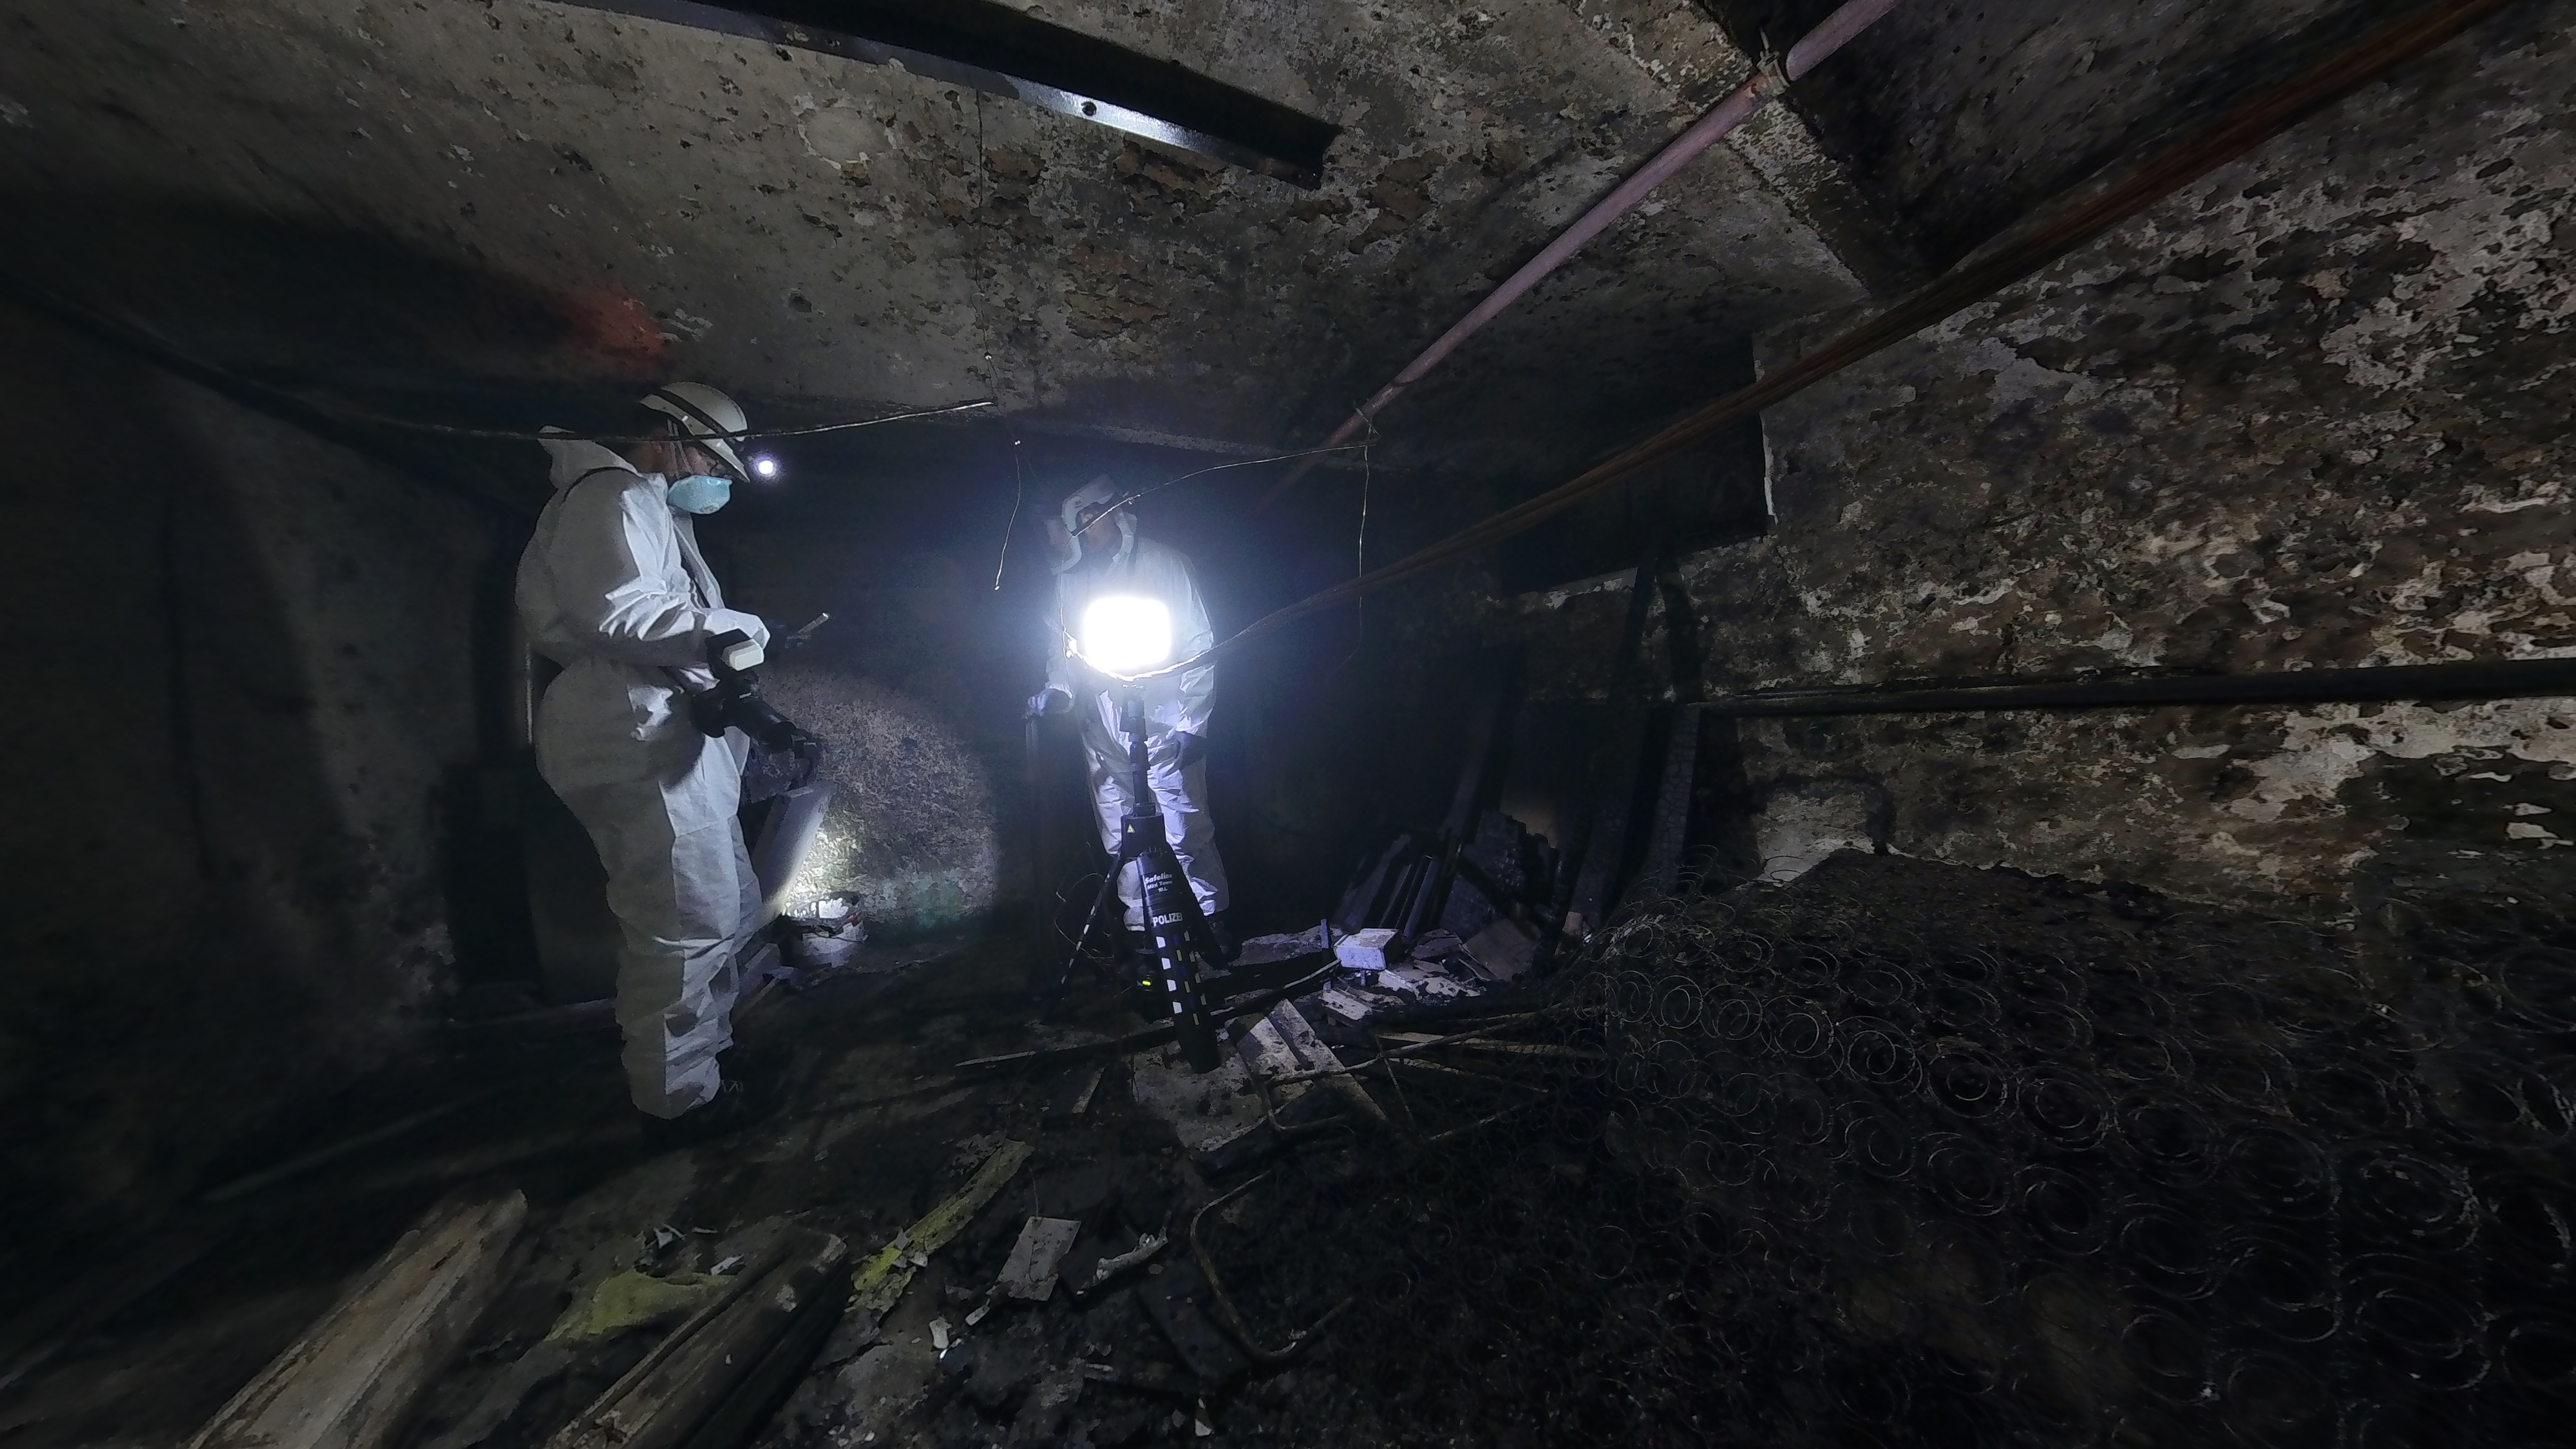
left=1705, top=656, right=2576, bottom=718
left=1383, top=1057, right=1533, bottom=1089
left=957, top=963, right=1342, bottom=1072
left=541, top=0, right=1335, bottom=185
left=1260, top=1010, right=1567, bottom=1088
left=1535, top=560, right=1659, bottom=971
left=1259, top=0, right=1909, bottom=506
left=1420, top=1103, right=1536, bottom=1146
left=1187, top=1175, right=1352, bottom=1365
left=1200, top=0, right=2517, bottom=649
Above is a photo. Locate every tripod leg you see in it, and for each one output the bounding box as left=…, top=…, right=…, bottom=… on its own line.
left=1025, top=713, right=1051, bottom=952
left=1138, top=837, right=1222, bottom=1072
left=1043, top=864, right=1126, bottom=1017
left=1167, top=876, right=1227, bottom=974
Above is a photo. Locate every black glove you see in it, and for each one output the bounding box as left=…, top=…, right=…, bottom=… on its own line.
left=740, top=728, right=825, bottom=804
left=1171, top=730, right=1209, bottom=768
left=1028, top=687, right=1072, bottom=718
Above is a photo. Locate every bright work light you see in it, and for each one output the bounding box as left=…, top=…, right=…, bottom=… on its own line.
left=751, top=455, right=782, bottom=480
left=1079, top=595, right=1173, bottom=674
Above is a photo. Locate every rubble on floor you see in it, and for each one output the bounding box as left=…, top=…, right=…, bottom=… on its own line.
left=15, top=851, right=2571, bottom=1448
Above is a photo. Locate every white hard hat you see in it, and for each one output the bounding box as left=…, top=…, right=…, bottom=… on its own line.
left=1060, top=475, right=1123, bottom=534
left=640, top=382, right=750, bottom=480
left=1052, top=474, right=1137, bottom=573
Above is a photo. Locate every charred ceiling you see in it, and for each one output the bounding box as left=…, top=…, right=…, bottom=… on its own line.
left=0, top=0, right=1876, bottom=491
left=546, top=0, right=1342, bottom=184
left=1698, top=0, right=2443, bottom=267
left=0, top=1, right=2432, bottom=489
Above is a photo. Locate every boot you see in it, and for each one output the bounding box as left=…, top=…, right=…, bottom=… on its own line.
left=635, top=1052, right=781, bottom=1153
left=1205, top=911, right=1240, bottom=965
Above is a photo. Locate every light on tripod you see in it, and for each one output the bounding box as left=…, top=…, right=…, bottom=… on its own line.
left=1078, top=595, right=1173, bottom=674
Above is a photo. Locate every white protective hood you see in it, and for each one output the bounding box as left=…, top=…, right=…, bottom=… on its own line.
left=516, top=433, right=767, bottom=811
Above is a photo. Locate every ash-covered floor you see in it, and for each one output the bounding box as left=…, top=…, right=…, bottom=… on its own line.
left=0, top=909, right=1522, bottom=1449
left=9, top=851, right=2573, bottom=1449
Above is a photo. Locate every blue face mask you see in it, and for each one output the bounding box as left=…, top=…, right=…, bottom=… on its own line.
left=666, top=473, right=733, bottom=515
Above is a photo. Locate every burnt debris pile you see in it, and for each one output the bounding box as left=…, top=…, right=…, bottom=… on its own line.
left=1207, top=853, right=2576, bottom=1447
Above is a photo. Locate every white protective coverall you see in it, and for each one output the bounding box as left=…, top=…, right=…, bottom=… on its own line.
left=1046, top=531, right=1229, bottom=928
left=518, top=436, right=769, bottom=1117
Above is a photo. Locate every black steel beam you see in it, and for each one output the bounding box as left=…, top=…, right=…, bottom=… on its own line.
left=546, top=0, right=1336, bottom=187
left=1702, top=658, right=2576, bottom=718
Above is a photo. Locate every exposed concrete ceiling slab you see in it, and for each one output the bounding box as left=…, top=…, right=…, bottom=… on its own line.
left=548, top=0, right=1344, bottom=184
left=0, top=0, right=1875, bottom=482
left=1707, top=0, right=2436, bottom=268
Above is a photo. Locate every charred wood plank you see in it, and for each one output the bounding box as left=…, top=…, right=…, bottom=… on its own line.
left=545, top=1227, right=850, bottom=1449
left=187, top=1191, right=528, bottom=1449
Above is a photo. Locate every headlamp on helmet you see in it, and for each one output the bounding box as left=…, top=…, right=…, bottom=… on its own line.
left=639, top=382, right=752, bottom=482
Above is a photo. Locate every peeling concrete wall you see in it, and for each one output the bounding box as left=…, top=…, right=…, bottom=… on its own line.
left=1644, top=6, right=2576, bottom=915
left=0, top=301, right=500, bottom=1240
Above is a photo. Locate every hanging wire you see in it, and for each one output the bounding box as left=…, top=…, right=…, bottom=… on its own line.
left=1333, top=414, right=1376, bottom=673
left=992, top=435, right=1030, bottom=591
left=1097, top=444, right=1372, bottom=515
left=348, top=397, right=996, bottom=444
left=986, top=427, right=1374, bottom=694
left=1, top=260, right=994, bottom=446
left=1356, top=419, right=1374, bottom=582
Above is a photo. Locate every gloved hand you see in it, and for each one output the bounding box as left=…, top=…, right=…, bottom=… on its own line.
left=708, top=608, right=771, bottom=652
left=1028, top=687, right=1072, bottom=718
left=740, top=726, right=826, bottom=804
left=1171, top=730, right=1209, bottom=768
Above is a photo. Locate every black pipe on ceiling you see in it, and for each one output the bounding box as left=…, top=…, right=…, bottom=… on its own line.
left=1700, top=657, right=2576, bottom=718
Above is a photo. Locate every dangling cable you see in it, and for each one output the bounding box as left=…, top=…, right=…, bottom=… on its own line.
left=1095, top=444, right=1368, bottom=518
left=993, top=434, right=1030, bottom=591
left=1333, top=415, right=1375, bottom=674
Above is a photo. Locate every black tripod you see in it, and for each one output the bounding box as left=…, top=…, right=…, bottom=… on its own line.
left=1046, top=687, right=1226, bottom=1072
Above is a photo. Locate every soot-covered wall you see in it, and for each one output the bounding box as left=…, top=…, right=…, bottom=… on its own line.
left=1513, top=5, right=2574, bottom=916
left=0, top=302, right=501, bottom=1240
